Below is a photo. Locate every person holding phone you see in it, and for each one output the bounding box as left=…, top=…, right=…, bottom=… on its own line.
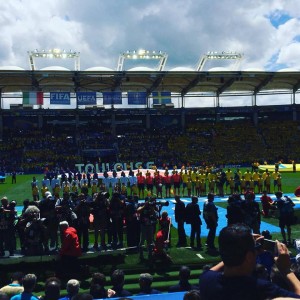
left=199, top=224, right=300, bottom=299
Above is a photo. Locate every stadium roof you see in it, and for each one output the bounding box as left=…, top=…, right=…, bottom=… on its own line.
left=0, top=70, right=300, bottom=97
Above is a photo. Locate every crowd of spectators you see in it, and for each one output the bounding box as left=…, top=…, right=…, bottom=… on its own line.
left=1, top=119, right=300, bottom=174
left=2, top=223, right=300, bottom=299
left=0, top=266, right=203, bottom=299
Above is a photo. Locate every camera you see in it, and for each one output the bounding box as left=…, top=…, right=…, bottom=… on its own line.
left=262, top=239, right=276, bottom=252
left=100, top=191, right=110, bottom=199
left=156, top=200, right=169, bottom=207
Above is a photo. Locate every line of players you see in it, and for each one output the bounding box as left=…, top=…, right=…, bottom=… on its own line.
left=30, top=167, right=283, bottom=202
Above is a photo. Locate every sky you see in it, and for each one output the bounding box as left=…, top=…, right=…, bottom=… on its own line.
left=1, top=0, right=300, bottom=107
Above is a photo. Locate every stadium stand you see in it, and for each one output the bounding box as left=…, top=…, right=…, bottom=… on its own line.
left=1, top=115, right=300, bottom=173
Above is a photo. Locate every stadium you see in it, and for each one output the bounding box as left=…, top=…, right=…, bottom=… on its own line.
left=1, top=50, right=300, bottom=298
left=1, top=49, right=300, bottom=173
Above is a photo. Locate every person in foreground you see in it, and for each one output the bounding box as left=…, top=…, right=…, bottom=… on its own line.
left=199, top=223, right=300, bottom=300
left=137, top=273, right=161, bottom=295
left=11, top=274, right=39, bottom=300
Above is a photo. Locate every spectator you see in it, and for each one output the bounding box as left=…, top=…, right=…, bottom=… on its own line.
left=0, top=292, right=8, bottom=300
left=89, top=273, right=115, bottom=299
left=40, top=277, right=61, bottom=300
left=199, top=223, right=300, bottom=299
left=0, top=272, right=24, bottom=298
left=59, top=279, right=80, bottom=300
left=183, top=290, right=201, bottom=300
left=71, top=294, right=93, bottom=300
left=11, top=274, right=38, bottom=300
left=169, top=266, right=199, bottom=293
left=110, top=269, right=132, bottom=298
left=137, top=273, right=161, bottom=295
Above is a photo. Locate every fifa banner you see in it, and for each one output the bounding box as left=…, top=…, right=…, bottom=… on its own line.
left=128, top=91, right=147, bottom=105
left=50, top=92, right=71, bottom=105
left=76, top=92, right=97, bottom=105
left=152, top=91, right=171, bottom=105
left=103, top=92, right=122, bottom=105
left=23, top=92, right=43, bottom=105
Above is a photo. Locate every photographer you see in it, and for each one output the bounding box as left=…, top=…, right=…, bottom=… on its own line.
left=203, top=193, right=218, bottom=251
left=273, top=191, right=296, bottom=246
left=243, top=191, right=261, bottom=234
left=226, top=193, right=245, bottom=225
left=109, top=192, right=125, bottom=249
left=22, top=206, right=48, bottom=256
left=185, top=196, right=202, bottom=250
left=159, top=211, right=171, bottom=247
left=200, top=224, right=300, bottom=299
left=90, top=192, right=109, bottom=250
left=40, top=192, right=58, bottom=250
left=74, top=193, right=91, bottom=252
left=55, top=192, right=77, bottom=227
left=174, top=195, right=187, bottom=247
left=0, top=198, right=18, bottom=256
left=124, top=196, right=139, bottom=247
left=137, top=198, right=158, bottom=260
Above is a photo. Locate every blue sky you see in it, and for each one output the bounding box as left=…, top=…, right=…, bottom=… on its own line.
left=268, top=10, right=292, bottom=28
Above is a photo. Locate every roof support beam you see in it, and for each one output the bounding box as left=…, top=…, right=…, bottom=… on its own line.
left=217, top=77, right=235, bottom=96
left=111, top=72, right=126, bottom=91
left=146, top=74, right=165, bottom=96
left=181, top=74, right=206, bottom=97
left=292, top=81, right=300, bottom=94
left=254, top=75, right=274, bottom=95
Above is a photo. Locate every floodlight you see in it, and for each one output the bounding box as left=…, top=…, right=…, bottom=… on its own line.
left=28, top=48, right=80, bottom=70
left=117, top=49, right=168, bottom=71
left=196, top=51, right=243, bottom=71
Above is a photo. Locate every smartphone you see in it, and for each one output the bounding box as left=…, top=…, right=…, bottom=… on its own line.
left=263, top=239, right=276, bottom=252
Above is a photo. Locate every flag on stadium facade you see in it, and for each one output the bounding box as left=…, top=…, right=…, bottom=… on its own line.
left=152, top=91, right=171, bottom=104
left=103, top=92, right=122, bottom=105
left=76, top=92, right=97, bottom=105
left=23, top=92, right=44, bottom=105
left=128, top=92, right=147, bottom=105
left=50, top=92, right=71, bottom=105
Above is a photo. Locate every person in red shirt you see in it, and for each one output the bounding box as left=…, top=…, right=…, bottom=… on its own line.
left=159, top=211, right=171, bottom=247
left=260, top=190, right=276, bottom=217
left=154, top=171, right=163, bottom=199
left=164, top=171, right=172, bottom=198
left=151, top=224, right=172, bottom=264
left=171, top=170, right=181, bottom=196
left=137, top=172, right=146, bottom=199
left=145, top=172, right=154, bottom=196
left=59, top=221, right=82, bottom=276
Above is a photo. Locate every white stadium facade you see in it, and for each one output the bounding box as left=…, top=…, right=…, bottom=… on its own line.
left=0, top=49, right=300, bottom=136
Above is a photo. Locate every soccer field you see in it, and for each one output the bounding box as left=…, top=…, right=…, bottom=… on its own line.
left=1, top=168, right=299, bottom=204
